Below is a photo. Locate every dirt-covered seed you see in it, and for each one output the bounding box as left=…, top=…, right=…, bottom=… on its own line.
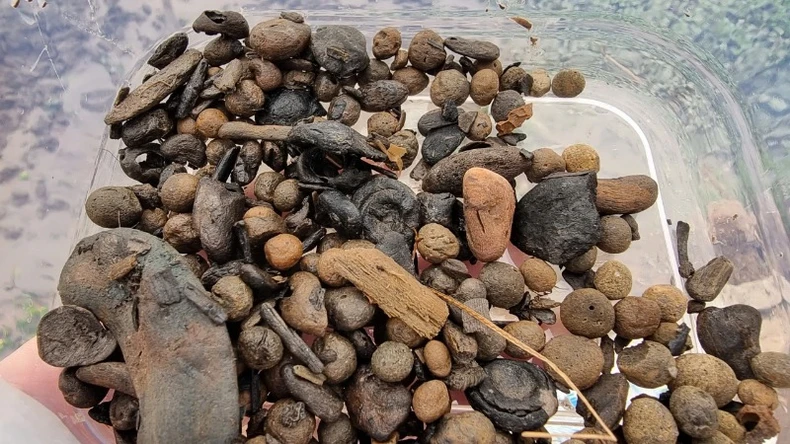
left=479, top=262, right=524, bottom=309
left=390, top=49, right=409, bottom=70
left=671, top=353, right=739, bottom=407
left=598, top=215, right=633, bottom=254
left=85, top=186, right=142, bottom=229
left=408, top=29, right=446, bottom=72
left=552, top=69, right=586, bottom=98
left=643, top=284, right=687, bottom=322
left=503, top=320, right=545, bottom=359
left=358, top=59, right=392, bottom=86
left=238, top=326, right=284, bottom=370
left=413, top=380, right=451, bottom=423
left=211, top=275, right=254, bottom=321
left=253, top=171, right=285, bottom=204
left=670, top=385, right=720, bottom=439
left=431, top=69, right=470, bottom=106
left=250, top=18, right=311, bottom=61
left=163, top=213, right=201, bottom=253
left=529, top=69, right=551, bottom=97
left=372, top=27, right=402, bottom=60
left=328, top=94, right=362, bottom=126
left=196, top=108, right=228, bottom=139
left=367, top=111, right=400, bottom=138
left=541, top=334, right=604, bottom=390
left=593, top=260, right=632, bottom=300
left=738, top=379, right=779, bottom=409
left=519, top=258, right=557, bottom=293
left=466, top=112, right=493, bottom=141
left=386, top=317, right=425, bottom=348
left=614, top=296, right=662, bottom=339
left=622, top=397, right=679, bottom=444
left=499, top=66, right=529, bottom=92
left=159, top=173, right=199, bottom=213
left=423, top=340, right=452, bottom=378
left=526, top=148, right=566, bottom=182
left=137, top=208, right=168, bottom=234
left=249, top=58, right=283, bottom=92
left=392, top=67, right=429, bottom=95
left=431, top=411, right=497, bottom=444
left=265, top=398, right=316, bottom=444
left=225, top=80, right=265, bottom=117
left=417, top=223, right=460, bottom=264
left=312, top=332, right=357, bottom=384
left=264, top=233, right=303, bottom=271
left=371, top=341, right=414, bottom=383
left=273, top=179, right=303, bottom=212
left=563, top=247, right=597, bottom=273
left=474, top=59, right=503, bottom=76
left=563, top=143, right=600, bottom=173
left=205, top=139, right=235, bottom=165
left=325, top=286, right=376, bottom=332
left=751, top=352, right=790, bottom=388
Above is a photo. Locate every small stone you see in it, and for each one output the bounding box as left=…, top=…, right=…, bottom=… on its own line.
left=502, top=320, right=545, bottom=359
left=596, top=175, right=659, bottom=215
left=148, top=32, right=189, bottom=69
left=576, top=373, right=629, bottom=430
left=318, top=414, right=357, bottom=444
left=470, top=69, right=500, bottom=106
left=163, top=213, right=201, bottom=253
left=264, top=234, right=303, bottom=271
left=737, top=380, right=778, bottom=410
left=562, top=144, right=600, bottom=173
left=716, top=411, right=746, bottom=443
left=324, top=287, right=376, bottom=332
left=431, top=69, right=471, bottom=107
left=593, top=260, right=632, bottom=300
left=671, top=354, right=739, bottom=407
left=424, top=340, right=452, bottom=378
left=373, top=27, right=402, bottom=60
left=121, top=108, right=173, bottom=147
left=211, top=275, right=253, bottom=322
left=617, top=341, right=677, bottom=389
left=474, top=328, right=507, bottom=362
left=551, top=69, right=586, bottom=98
left=491, top=90, right=525, bottom=122
left=312, top=25, right=370, bottom=77
left=430, top=412, right=496, bottom=444
left=511, top=173, right=601, bottom=265
left=203, top=35, right=244, bottom=67
left=225, top=80, right=265, bottom=117
left=598, top=215, right=632, bottom=254
left=412, top=380, right=451, bottom=423
left=528, top=69, right=551, bottom=97
left=386, top=317, right=426, bottom=349
left=519, top=258, right=557, bottom=293
left=465, top=112, right=493, bottom=141
left=614, top=296, right=661, bottom=339
left=697, top=305, right=761, bottom=380
left=249, top=59, right=283, bottom=92
left=159, top=173, right=199, bottom=213
left=686, top=256, right=734, bottom=302
left=563, top=247, right=597, bottom=273
left=417, top=223, right=460, bottom=264
left=541, top=334, right=604, bottom=390
left=474, top=59, right=503, bottom=76
left=249, top=18, right=311, bottom=61
left=643, top=285, right=687, bottom=322
left=357, top=59, right=391, bottom=86
left=479, top=262, right=524, bottom=309
left=254, top=172, right=285, bottom=204
left=238, top=326, right=284, bottom=371
left=499, top=66, right=530, bottom=93
left=526, top=148, right=566, bottom=183
left=560, top=288, right=615, bottom=338
left=408, top=29, right=446, bottom=72
left=392, top=67, right=429, bottom=95
left=359, top=80, right=410, bottom=112
left=750, top=352, right=790, bottom=388
left=462, top=167, right=516, bottom=262
left=622, top=397, right=679, bottom=444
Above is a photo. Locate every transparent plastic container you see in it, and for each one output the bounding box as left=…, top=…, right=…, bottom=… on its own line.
left=2, top=3, right=787, bottom=443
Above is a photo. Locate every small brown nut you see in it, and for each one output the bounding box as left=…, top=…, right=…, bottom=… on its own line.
left=244, top=205, right=277, bottom=220
left=367, top=111, right=400, bottom=138
left=560, top=288, right=615, bottom=338
left=670, top=385, right=720, bottom=439
left=479, top=261, right=524, bottom=309
left=318, top=232, right=347, bottom=253
left=474, top=328, right=507, bottom=362
left=318, top=413, right=357, bottom=444
left=249, top=18, right=311, bottom=61
left=593, top=260, right=632, bottom=300
left=563, top=247, right=597, bottom=273
left=328, top=94, right=362, bottom=126
left=623, top=397, right=679, bottom=444
left=159, top=173, right=199, bottom=213
left=412, top=380, right=451, bottom=423
left=430, top=69, right=470, bottom=107
left=519, top=257, right=557, bottom=293
left=371, top=341, right=414, bottom=383
left=245, top=214, right=286, bottom=246
left=490, top=90, right=525, bottom=122
left=177, top=117, right=198, bottom=135
left=614, top=296, right=662, bottom=339
left=417, top=223, right=460, bottom=264
left=238, top=326, right=284, bottom=370
left=358, top=60, right=392, bottom=87
left=528, top=69, right=551, bottom=97
left=265, top=398, right=316, bottom=444
left=499, top=66, right=528, bottom=92
left=283, top=70, right=316, bottom=90
left=163, top=213, right=201, bottom=253
left=386, top=317, right=425, bottom=348
left=541, top=334, right=604, bottom=390
left=299, top=252, right=321, bottom=274
left=474, top=59, right=503, bottom=76
left=273, top=179, right=303, bottom=212
left=408, top=29, right=446, bottom=72
left=596, top=175, right=659, bottom=215
left=470, top=69, right=499, bottom=106
left=503, top=320, right=545, bottom=359
left=137, top=208, right=168, bottom=234
left=249, top=58, right=283, bottom=92
left=195, top=108, right=228, bottom=139
left=312, top=332, right=357, bottom=384
left=254, top=171, right=286, bottom=204
left=205, top=138, right=236, bottom=165
left=314, top=71, right=341, bottom=102
left=390, top=49, right=409, bottom=70
left=373, top=27, right=402, bottom=60
left=466, top=112, right=493, bottom=141
left=598, top=215, right=632, bottom=254
left=737, top=379, right=779, bottom=410
left=750, top=352, right=790, bottom=388
left=717, top=410, right=746, bottom=443
left=317, top=248, right=348, bottom=287
left=423, top=340, right=452, bottom=378
left=526, top=148, right=566, bottom=183
left=671, top=353, right=739, bottom=407
left=264, top=233, right=303, bottom=271
left=562, top=143, right=600, bottom=173
left=617, top=341, right=677, bottom=389
left=431, top=411, right=497, bottom=443
left=211, top=275, right=254, bottom=322
left=642, top=284, right=687, bottom=322
left=325, top=286, right=376, bottom=332
left=225, top=79, right=265, bottom=117
left=85, top=186, right=142, bottom=228
left=392, top=67, right=429, bottom=95
left=551, top=69, right=586, bottom=98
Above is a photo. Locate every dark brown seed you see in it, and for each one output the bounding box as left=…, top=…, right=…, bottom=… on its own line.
left=614, top=296, right=662, bottom=339
left=526, top=147, right=566, bottom=183
left=312, top=332, right=357, bottom=384
left=697, top=305, right=761, bottom=380
left=249, top=19, right=311, bottom=60
left=289, top=120, right=386, bottom=161
left=430, top=411, right=497, bottom=443
left=194, top=177, right=246, bottom=263
left=85, top=186, right=143, bottom=228
left=737, top=404, right=781, bottom=442
left=430, top=69, right=470, bottom=106
left=392, top=67, right=429, bottom=95
left=470, top=69, right=500, bottom=106
left=328, top=94, right=362, bottom=126
left=238, top=326, right=284, bottom=370
left=387, top=129, right=419, bottom=170
left=138, top=208, right=168, bottom=234
left=249, top=58, right=284, bottom=92
left=163, top=213, right=201, bottom=253
left=121, top=107, right=173, bottom=147
left=312, top=25, right=371, bottom=77
left=325, top=286, right=376, bottom=332
left=265, top=398, right=316, bottom=444
left=358, top=59, right=392, bottom=86
left=359, top=80, right=409, bottom=112
left=161, top=133, right=208, bottom=168
left=422, top=146, right=532, bottom=196
left=110, top=392, right=139, bottom=431
left=479, top=262, right=524, bottom=309
left=314, top=71, right=342, bottom=102
left=344, top=365, right=412, bottom=441
left=390, top=49, right=409, bottom=70
left=596, top=175, right=659, bottom=215
left=408, top=29, right=446, bottom=72
left=58, top=368, right=109, bottom=408
left=491, top=90, right=526, bottom=122
left=617, top=340, right=677, bottom=388
left=203, top=35, right=244, bottom=66
left=318, top=413, right=357, bottom=444
left=160, top=173, right=199, bottom=213
left=225, top=80, right=265, bottom=117
left=192, top=10, right=249, bottom=39
left=148, top=32, right=189, bottom=69
left=444, top=36, right=500, bottom=61
left=373, top=27, right=402, bottom=60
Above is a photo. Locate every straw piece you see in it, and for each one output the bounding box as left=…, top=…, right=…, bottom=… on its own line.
left=432, top=290, right=617, bottom=443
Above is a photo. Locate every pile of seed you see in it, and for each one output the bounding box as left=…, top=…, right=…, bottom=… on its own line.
left=36, top=10, right=786, bottom=444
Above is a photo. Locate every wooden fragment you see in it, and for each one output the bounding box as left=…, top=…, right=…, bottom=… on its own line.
left=495, top=103, right=534, bottom=135
left=37, top=305, right=117, bottom=368
left=76, top=362, right=137, bottom=397
left=217, top=121, right=292, bottom=141
left=318, top=248, right=449, bottom=338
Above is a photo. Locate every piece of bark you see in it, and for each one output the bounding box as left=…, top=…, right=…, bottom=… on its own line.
left=59, top=228, right=238, bottom=443
left=596, top=175, right=659, bottom=215
left=422, top=146, right=532, bottom=196
left=576, top=373, right=629, bottom=430
left=685, top=256, right=733, bottom=302
left=259, top=301, right=325, bottom=374
left=318, top=248, right=449, bottom=339
left=600, top=335, right=615, bottom=374
left=676, top=221, right=695, bottom=278
left=461, top=298, right=491, bottom=334
left=281, top=364, right=344, bottom=422
left=105, top=49, right=203, bottom=124
left=462, top=167, right=516, bottom=262
left=75, top=362, right=136, bottom=397
left=217, top=121, right=292, bottom=140
left=37, top=305, right=117, bottom=367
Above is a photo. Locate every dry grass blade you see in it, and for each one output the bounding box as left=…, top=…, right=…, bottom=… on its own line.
left=432, top=290, right=618, bottom=442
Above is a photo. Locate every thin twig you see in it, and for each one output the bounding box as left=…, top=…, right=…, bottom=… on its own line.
left=433, top=291, right=618, bottom=443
